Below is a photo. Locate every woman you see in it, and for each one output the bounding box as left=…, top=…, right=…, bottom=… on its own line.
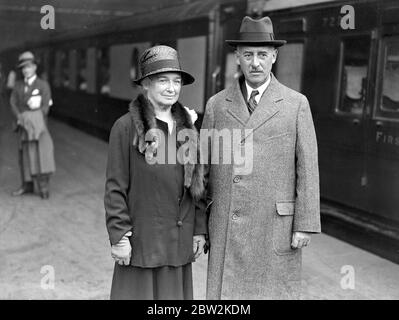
left=104, top=45, right=207, bottom=300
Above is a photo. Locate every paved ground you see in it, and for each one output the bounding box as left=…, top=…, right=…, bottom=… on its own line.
left=1, top=103, right=399, bottom=300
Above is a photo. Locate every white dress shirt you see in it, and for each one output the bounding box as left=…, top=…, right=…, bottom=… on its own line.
left=245, top=74, right=271, bottom=104
left=25, top=74, right=37, bottom=86
left=24, top=74, right=37, bottom=92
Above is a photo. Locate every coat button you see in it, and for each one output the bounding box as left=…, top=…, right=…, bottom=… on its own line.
left=232, top=213, right=238, bottom=220
left=177, top=220, right=183, bottom=227
left=233, top=176, right=241, bottom=183
left=239, top=140, right=245, bottom=146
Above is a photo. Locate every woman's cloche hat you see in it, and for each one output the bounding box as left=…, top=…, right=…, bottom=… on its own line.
left=226, top=16, right=286, bottom=47
left=133, top=45, right=195, bottom=85
left=17, top=51, right=37, bottom=68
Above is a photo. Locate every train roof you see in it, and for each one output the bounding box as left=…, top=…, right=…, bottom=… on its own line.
left=56, top=0, right=218, bottom=40
left=262, top=0, right=398, bottom=15
left=8, top=0, right=239, bottom=52
left=0, top=0, right=247, bottom=54
left=262, top=0, right=399, bottom=35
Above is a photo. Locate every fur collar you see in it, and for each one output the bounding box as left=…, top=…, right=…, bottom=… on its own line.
left=129, top=94, right=205, bottom=200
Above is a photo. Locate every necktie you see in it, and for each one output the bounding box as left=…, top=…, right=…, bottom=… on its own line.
left=248, top=89, right=259, bottom=114
left=24, top=79, right=29, bottom=93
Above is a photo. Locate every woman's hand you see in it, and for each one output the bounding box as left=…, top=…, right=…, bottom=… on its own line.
left=111, top=232, right=132, bottom=265
left=193, top=235, right=206, bottom=259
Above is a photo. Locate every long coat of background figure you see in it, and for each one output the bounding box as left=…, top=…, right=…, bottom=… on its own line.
left=10, top=76, right=55, bottom=183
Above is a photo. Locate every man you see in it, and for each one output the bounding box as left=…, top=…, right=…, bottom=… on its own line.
left=201, top=16, right=321, bottom=299
left=10, top=51, right=55, bottom=199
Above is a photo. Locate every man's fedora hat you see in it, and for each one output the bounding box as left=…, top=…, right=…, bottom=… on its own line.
left=17, top=51, right=37, bottom=68
left=133, top=45, right=195, bottom=85
left=226, top=16, right=286, bottom=47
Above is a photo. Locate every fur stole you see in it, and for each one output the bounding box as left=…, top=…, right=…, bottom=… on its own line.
left=129, top=94, right=205, bottom=200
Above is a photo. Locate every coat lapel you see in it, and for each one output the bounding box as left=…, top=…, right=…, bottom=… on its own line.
left=224, top=80, right=250, bottom=127
left=23, top=82, right=31, bottom=103
left=243, top=74, right=283, bottom=139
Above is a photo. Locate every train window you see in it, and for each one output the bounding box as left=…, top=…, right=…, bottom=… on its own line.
left=40, top=50, right=50, bottom=82
left=97, top=47, right=110, bottom=95
left=378, top=39, right=399, bottom=117
left=109, top=42, right=149, bottom=100
left=54, top=50, right=64, bottom=88
left=177, top=36, right=206, bottom=113
left=61, top=50, right=70, bottom=89
left=35, top=51, right=45, bottom=79
left=86, top=48, right=97, bottom=94
left=77, top=49, right=88, bottom=92
left=69, top=50, right=78, bottom=91
left=275, top=42, right=304, bottom=92
left=130, top=48, right=139, bottom=85
left=48, top=50, right=55, bottom=85
left=337, top=37, right=370, bottom=116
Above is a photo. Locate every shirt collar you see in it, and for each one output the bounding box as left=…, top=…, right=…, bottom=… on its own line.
left=245, top=74, right=271, bottom=104
left=25, top=74, right=37, bottom=86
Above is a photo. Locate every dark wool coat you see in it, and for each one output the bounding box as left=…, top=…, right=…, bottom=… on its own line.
left=202, top=74, right=321, bottom=299
left=105, top=94, right=207, bottom=268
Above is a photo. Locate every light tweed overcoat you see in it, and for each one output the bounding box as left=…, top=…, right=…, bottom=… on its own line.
left=201, top=74, right=321, bottom=299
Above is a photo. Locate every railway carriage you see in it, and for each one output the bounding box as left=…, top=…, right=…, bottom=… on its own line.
left=268, top=0, right=399, bottom=261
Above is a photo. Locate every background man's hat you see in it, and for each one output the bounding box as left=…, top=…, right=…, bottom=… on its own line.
left=133, top=45, right=194, bottom=85
left=17, top=51, right=37, bottom=68
left=226, top=16, right=286, bottom=47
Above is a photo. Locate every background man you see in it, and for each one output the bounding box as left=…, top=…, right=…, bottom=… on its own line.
left=201, top=16, right=321, bottom=299
left=10, top=51, right=55, bottom=199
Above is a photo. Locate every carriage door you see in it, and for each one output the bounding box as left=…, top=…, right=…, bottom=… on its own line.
left=321, top=35, right=372, bottom=210
left=366, top=34, right=399, bottom=224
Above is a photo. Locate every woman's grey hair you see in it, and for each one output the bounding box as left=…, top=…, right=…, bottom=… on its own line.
left=140, top=76, right=152, bottom=91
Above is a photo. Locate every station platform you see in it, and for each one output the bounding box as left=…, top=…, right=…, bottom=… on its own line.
left=1, top=107, right=399, bottom=300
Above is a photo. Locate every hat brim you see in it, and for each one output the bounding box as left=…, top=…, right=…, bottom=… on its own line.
left=17, top=59, right=37, bottom=68
left=226, top=40, right=287, bottom=47
left=133, top=68, right=195, bottom=86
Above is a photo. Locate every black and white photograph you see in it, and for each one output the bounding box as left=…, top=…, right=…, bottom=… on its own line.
left=0, top=0, right=398, bottom=304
